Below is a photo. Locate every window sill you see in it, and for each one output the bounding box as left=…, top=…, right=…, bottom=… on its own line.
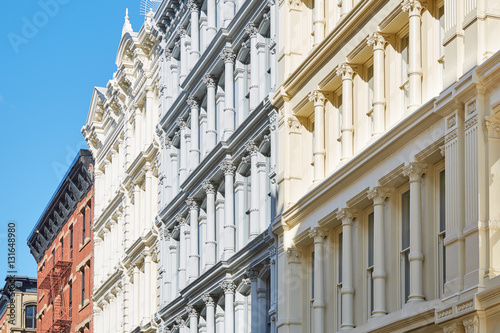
left=79, top=238, right=91, bottom=252
left=78, top=299, right=90, bottom=312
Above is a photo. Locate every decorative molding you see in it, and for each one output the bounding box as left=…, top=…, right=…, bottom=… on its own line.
left=220, top=159, right=236, bottom=175
left=245, top=140, right=259, bottom=154
left=221, top=280, right=236, bottom=294
left=401, top=0, right=424, bottom=14
left=185, top=197, right=198, bottom=210
left=202, top=293, right=215, bottom=306
left=462, top=315, right=479, bottom=333
left=308, top=90, right=325, bottom=106
left=187, top=96, right=199, bottom=109
left=221, top=47, right=236, bottom=63
left=245, top=23, right=258, bottom=37
left=286, top=247, right=301, bottom=263
left=367, top=187, right=390, bottom=204
left=482, top=116, right=500, bottom=140
left=402, top=163, right=427, bottom=181
left=335, top=63, right=355, bottom=80
left=203, top=74, right=216, bottom=88
left=366, top=32, right=388, bottom=50
left=202, top=180, right=216, bottom=194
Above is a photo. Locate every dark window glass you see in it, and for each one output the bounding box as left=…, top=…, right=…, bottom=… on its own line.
left=25, top=305, right=36, bottom=328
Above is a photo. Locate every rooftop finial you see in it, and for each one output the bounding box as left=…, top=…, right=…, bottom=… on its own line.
left=122, top=8, right=133, bottom=36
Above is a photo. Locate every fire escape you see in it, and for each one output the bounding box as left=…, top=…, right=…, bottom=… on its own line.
left=38, top=246, right=72, bottom=333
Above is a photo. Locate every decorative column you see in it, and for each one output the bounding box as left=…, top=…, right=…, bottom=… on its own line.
left=234, top=61, right=246, bottom=125
left=134, top=108, right=142, bottom=153
left=248, top=269, right=260, bottom=332
left=188, top=1, right=200, bottom=68
left=234, top=173, right=246, bottom=250
left=257, top=152, right=267, bottom=233
left=221, top=159, right=236, bottom=259
left=163, top=229, right=172, bottom=303
left=309, top=228, right=326, bottom=333
left=367, top=188, right=390, bottom=316
left=178, top=27, right=189, bottom=83
left=133, top=184, right=141, bottom=240
left=257, top=34, right=267, bottom=100
left=222, top=281, right=236, bottom=333
left=207, top=0, right=216, bottom=41
left=177, top=215, right=188, bottom=291
left=186, top=198, right=200, bottom=282
left=221, top=47, right=236, bottom=140
left=245, top=141, right=260, bottom=238
left=336, top=63, right=355, bottom=161
left=223, top=0, right=235, bottom=27
left=145, top=167, right=153, bottom=230
left=313, top=0, right=325, bottom=46
left=178, top=121, right=188, bottom=183
left=444, top=107, right=466, bottom=295
left=133, top=266, right=140, bottom=326
left=246, top=23, right=259, bottom=112
left=203, top=75, right=217, bottom=153
left=367, top=32, right=388, bottom=137
left=402, top=0, right=424, bottom=112
left=169, top=51, right=180, bottom=99
left=402, top=163, right=427, bottom=302
left=187, top=97, right=200, bottom=170
left=169, top=236, right=178, bottom=299
left=170, top=143, right=179, bottom=196
left=203, top=294, right=216, bottom=333
left=203, top=180, right=217, bottom=268
left=309, top=91, right=326, bottom=182
left=144, top=253, right=153, bottom=321
left=187, top=305, right=198, bottom=333
left=336, top=209, right=356, bottom=329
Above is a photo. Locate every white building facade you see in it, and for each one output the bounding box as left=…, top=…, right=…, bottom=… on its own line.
left=82, top=11, right=161, bottom=333
left=273, top=0, right=500, bottom=332
left=152, top=0, right=279, bottom=331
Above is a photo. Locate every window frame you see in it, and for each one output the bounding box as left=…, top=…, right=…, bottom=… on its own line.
left=399, top=184, right=411, bottom=306
left=24, top=304, right=36, bottom=329
left=435, top=161, right=446, bottom=298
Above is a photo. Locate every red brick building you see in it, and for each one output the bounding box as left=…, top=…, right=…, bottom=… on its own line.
left=27, top=150, right=94, bottom=333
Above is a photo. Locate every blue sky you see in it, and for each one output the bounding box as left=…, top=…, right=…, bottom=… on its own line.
left=0, top=0, right=146, bottom=282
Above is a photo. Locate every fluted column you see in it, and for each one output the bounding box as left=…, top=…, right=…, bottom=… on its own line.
left=207, top=0, right=216, bottom=41
left=221, top=160, right=236, bottom=259
left=310, top=228, right=326, bottom=333
left=336, top=209, right=356, bottom=329
left=187, top=97, right=200, bottom=170
left=367, top=188, right=390, bottom=316
left=402, top=163, right=427, bottom=302
left=187, top=306, right=198, bottom=333
left=188, top=1, right=200, bottom=68
left=203, top=294, right=215, bottom=333
left=221, top=47, right=236, bottom=140
left=222, top=281, right=236, bottom=333
left=204, top=75, right=217, bottom=153
left=186, top=198, right=200, bottom=283
left=402, top=0, right=424, bottom=112
left=246, top=141, right=260, bottom=238
left=246, top=23, right=259, bottom=112
left=177, top=216, right=188, bottom=291
left=336, top=63, right=355, bottom=161
left=367, top=32, right=388, bottom=137
left=309, top=91, right=326, bottom=182
left=203, top=181, right=217, bottom=268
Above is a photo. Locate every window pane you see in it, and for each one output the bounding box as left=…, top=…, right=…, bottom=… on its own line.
left=404, top=251, right=410, bottom=302
left=338, top=232, right=343, bottom=283
left=440, top=170, right=446, bottom=232
left=402, top=190, right=410, bottom=250
left=368, top=213, right=374, bottom=267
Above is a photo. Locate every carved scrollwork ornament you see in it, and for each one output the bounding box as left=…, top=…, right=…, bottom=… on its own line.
left=245, top=23, right=258, bottom=37
left=221, top=47, right=236, bottom=63
left=187, top=0, right=199, bottom=12
left=202, top=293, right=215, bottom=306
left=187, top=96, right=199, bottom=109
left=482, top=116, right=500, bottom=140
left=245, top=140, right=259, bottom=154
left=366, top=32, right=388, bottom=50
left=308, top=90, right=325, bottom=106
left=202, top=180, right=216, bottom=194
left=401, top=0, right=424, bottom=14
left=366, top=188, right=390, bottom=204
left=186, top=197, right=198, bottom=210
left=203, top=74, right=217, bottom=88
left=335, top=63, right=355, bottom=80
left=220, top=159, right=236, bottom=175
left=402, top=163, right=427, bottom=181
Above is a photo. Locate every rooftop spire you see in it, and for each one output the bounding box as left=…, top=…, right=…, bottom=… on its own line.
left=122, top=8, right=133, bottom=36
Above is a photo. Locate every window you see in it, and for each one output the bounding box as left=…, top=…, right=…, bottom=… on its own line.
left=61, top=238, right=64, bottom=258
left=81, top=270, right=85, bottom=305
left=400, top=34, right=410, bottom=113
left=69, top=226, right=73, bottom=259
left=69, top=281, right=73, bottom=317
left=337, top=231, right=343, bottom=330
left=52, top=248, right=55, bottom=267
left=401, top=190, right=411, bottom=304
left=367, top=212, right=374, bottom=316
left=82, top=208, right=86, bottom=244
left=438, top=169, right=446, bottom=296
left=25, top=305, right=36, bottom=328
left=310, top=250, right=315, bottom=333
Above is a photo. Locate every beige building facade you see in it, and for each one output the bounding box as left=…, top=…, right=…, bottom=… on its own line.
left=272, top=0, right=500, bottom=332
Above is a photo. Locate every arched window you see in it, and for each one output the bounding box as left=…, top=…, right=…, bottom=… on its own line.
left=25, top=304, right=36, bottom=329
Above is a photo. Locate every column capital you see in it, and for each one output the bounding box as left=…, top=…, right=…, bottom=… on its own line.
left=245, top=140, right=259, bottom=155
left=335, top=208, right=358, bottom=224
left=221, top=280, right=236, bottom=294
left=186, top=305, right=198, bottom=317
left=247, top=268, right=259, bottom=281
left=442, top=322, right=463, bottom=333
left=308, top=227, right=327, bottom=242
left=163, top=136, right=172, bottom=149
left=202, top=293, right=215, bottom=306
left=367, top=187, right=390, bottom=205
left=401, top=0, right=424, bottom=15
left=366, top=32, right=388, bottom=50
left=203, top=74, right=217, bottom=88
left=220, top=159, right=236, bottom=175
left=245, top=23, right=258, bottom=37
left=187, top=96, right=199, bottom=109
left=482, top=116, right=500, bottom=140
left=202, top=180, right=216, bottom=194
left=402, top=163, right=427, bottom=181
left=176, top=214, right=187, bottom=226
left=286, top=246, right=301, bottom=263
left=175, top=316, right=186, bottom=327
left=186, top=197, right=198, bottom=210
left=187, top=0, right=199, bottom=12
left=176, top=118, right=188, bottom=130
left=164, top=228, right=172, bottom=241
left=462, top=315, right=479, bottom=333
left=335, top=63, right=355, bottom=80
left=220, top=47, right=236, bottom=63
left=176, top=26, right=188, bottom=38
left=308, top=90, right=326, bottom=106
